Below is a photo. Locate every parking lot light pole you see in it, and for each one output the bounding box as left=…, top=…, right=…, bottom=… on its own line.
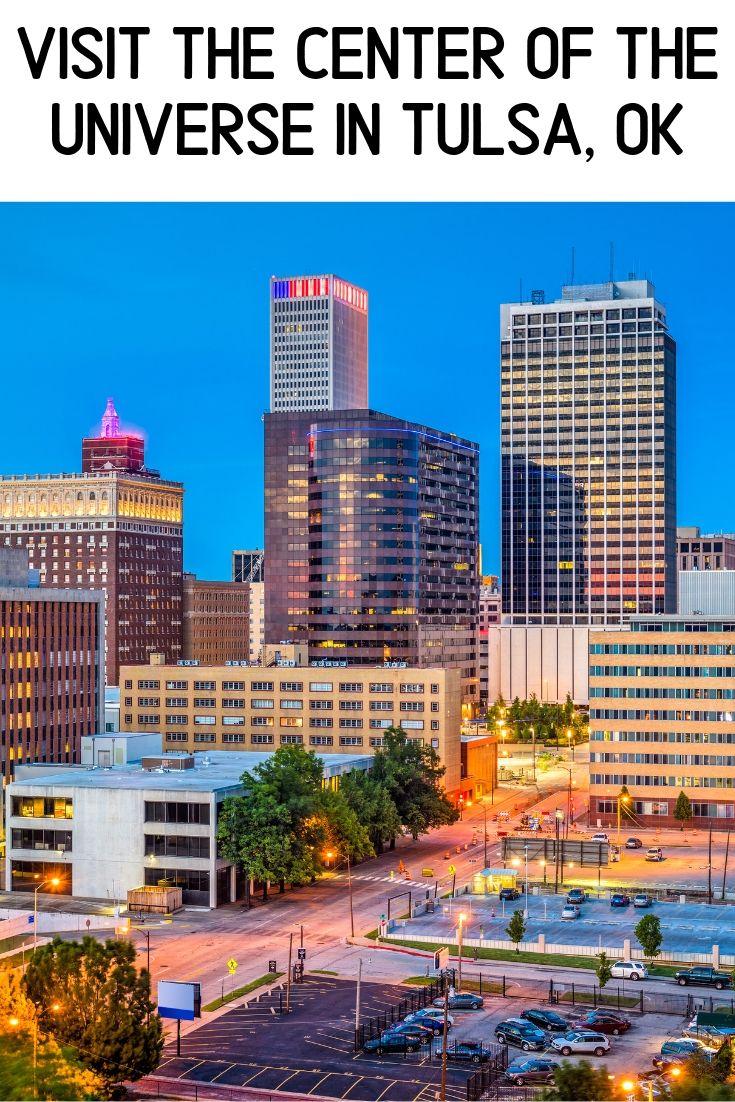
left=457, top=912, right=466, bottom=992
left=523, top=845, right=529, bottom=918
left=483, top=805, right=488, bottom=869
left=617, top=793, right=630, bottom=849
left=33, top=876, right=60, bottom=950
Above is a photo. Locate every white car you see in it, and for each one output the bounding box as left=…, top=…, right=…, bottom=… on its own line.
left=404, top=1008, right=455, bottom=1028
left=590, top=832, right=610, bottom=844
left=611, top=961, right=649, bottom=981
left=561, top=904, right=580, bottom=920
left=550, top=1031, right=610, bottom=1056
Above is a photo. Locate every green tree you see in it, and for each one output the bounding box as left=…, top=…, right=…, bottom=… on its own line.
left=218, top=746, right=329, bottom=897
left=505, top=909, right=527, bottom=953
left=674, top=790, right=693, bottom=829
left=372, top=727, right=459, bottom=843
left=0, top=1034, right=104, bottom=1102
left=595, top=952, right=614, bottom=990
left=23, top=936, right=162, bottom=1092
left=338, top=770, right=401, bottom=855
left=634, top=913, right=662, bottom=960
left=316, top=785, right=373, bottom=863
left=544, top=1059, right=614, bottom=1100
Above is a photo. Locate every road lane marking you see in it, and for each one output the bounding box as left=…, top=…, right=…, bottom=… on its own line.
left=342, top=1076, right=367, bottom=1097
left=209, top=1064, right=237, bottom=1082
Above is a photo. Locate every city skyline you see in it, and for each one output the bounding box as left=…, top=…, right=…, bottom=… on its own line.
left=1, top=202, right=732, bottom=581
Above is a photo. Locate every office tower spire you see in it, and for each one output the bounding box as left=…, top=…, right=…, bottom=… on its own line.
left=100, top=397, right=121, bottom=438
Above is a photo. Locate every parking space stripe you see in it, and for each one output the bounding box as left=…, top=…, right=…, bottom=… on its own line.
left=341, top=1075, right=366, bottom=1097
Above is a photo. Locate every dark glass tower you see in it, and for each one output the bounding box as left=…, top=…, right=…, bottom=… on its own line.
left=264, top=409, right=479, bottom=677
left=501, top=279, right=676, bottom=625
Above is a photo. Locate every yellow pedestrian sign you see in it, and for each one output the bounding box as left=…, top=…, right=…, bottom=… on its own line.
left=227, top=958, right=238, bottom=974
left=448, top=864, right=457, bottom=875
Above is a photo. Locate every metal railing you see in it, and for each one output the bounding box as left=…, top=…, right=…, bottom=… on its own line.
left=354, top=974, right=447, bottom=1051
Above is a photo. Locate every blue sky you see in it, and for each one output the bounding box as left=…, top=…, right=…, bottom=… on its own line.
left=0, top=202, right=731, bottom=579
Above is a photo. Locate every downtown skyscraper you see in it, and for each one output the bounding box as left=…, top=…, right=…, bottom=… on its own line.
left=270, top=274, right=368, bottom=412
left=500, top=279, right=677, bottom=625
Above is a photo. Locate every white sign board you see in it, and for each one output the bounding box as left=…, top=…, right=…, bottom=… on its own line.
left=157, top=980, right=201, bottom=1021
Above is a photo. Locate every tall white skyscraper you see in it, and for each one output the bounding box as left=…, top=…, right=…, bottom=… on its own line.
left=500, top=278, right=677, bottom=625
left=270, top=274, right=368, bottom=412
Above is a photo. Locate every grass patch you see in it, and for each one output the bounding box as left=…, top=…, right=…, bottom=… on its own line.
left=202, top=972, right=284, bottom=1012
left=557, top=990, right=640, bottom=1008
left=0, top=934, right=32, bottom=956
left=312, top=969, right=339, bottom=976
left=380, top=937, right=601, bottom=971
left=402, top=976, right=435, bottom=986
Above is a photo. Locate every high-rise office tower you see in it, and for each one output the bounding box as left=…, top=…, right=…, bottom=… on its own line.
left=264, top=409, right=479, bottom=695
left=270, top=275, right=368, bottom=412
left=500, top=279, right=677, bottom=625
left=0, top=401, right=184, bottom=684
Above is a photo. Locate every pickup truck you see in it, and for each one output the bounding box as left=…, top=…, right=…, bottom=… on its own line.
left=675, top=967, right=732, bottom=990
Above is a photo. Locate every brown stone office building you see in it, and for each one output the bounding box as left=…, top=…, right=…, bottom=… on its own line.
left=0, top=402, right=184, bottom=684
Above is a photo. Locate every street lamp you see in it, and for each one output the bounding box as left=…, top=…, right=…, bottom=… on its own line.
left=457, top=912, right=467, bottom=992
left=567, top=728, right=575, bottom=762
left=529, top=726, right=536, bottom=782
left=617, top=793, right=630, bottom=849
left=33, top=876, right=60, bottom=950
left=554, top=810, right=565, bottom=893
left=324, top=847, right=354, bottom=938
left=523, top=845, right=529, bottom=917
left=539, top=859, right=547, bottom=886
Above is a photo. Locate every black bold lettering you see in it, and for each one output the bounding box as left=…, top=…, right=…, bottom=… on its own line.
left=508, top=103, right=540, bottom=154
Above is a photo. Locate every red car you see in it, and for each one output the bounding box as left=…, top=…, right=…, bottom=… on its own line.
left=571, top=1012, right=630, bottom=1036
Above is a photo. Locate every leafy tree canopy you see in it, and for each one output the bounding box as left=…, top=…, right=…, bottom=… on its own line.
left=23, top=936, right=163, bottom=1089
left=544, top=1059, right=614, bottom=1100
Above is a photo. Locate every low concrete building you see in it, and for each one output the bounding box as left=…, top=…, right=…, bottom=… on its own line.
left=5, top=739, right=371, bottom=908
left=590, top=615, right=735, bottom=828
left=119, top=657, right=467, bottom=793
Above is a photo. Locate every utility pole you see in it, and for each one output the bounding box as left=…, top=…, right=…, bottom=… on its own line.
left=483, top=806, right=488, bottom=869
left=554, top=815, right=561, bottom=894
left=708, top=829, right=713, bottom=905
left=457, top=913, right=466, bottom=992
left=721, top=832, right=731, bottom=902
left=354, top=958, right=362, bottom=1031
left=286, top=932, right=294, bottom=1013
left=440, top=979, right=449, bottom=1101
left=530, top=726, right=536, bottom=782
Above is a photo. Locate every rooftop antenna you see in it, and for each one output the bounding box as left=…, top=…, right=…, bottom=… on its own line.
left=519, top=278, right=523, bottom=304
left=609, top=241, right=615, bottom=283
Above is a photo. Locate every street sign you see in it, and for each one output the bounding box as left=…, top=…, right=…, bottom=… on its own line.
left=227, top=958, right=238, bottom=974
left=448, top=864, right=457, bottom=875
left=297, top=947, right=306, bottom=961
left=268, top=959, right=277, bottom=973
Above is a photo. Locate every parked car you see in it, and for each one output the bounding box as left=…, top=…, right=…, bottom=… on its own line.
left=363, top=1029, right=425, bottom=1054
left=521, top=1008, right=575, bottom=1033
left=561, top=904, right=580, bottom=920
left=590, top=832, right=610, bottom=843
left=505, top=1057, right=559, bottom=1086
left=495, top=1019, right=548, bottom=1051
left=550, top=1031, right=610, bottom=1057
left=404, top=1007, right=454, bottom=1028
left=571, top=1011, right=630, bottom=1036
left=566, top=888, right=587, bottom=905
left=646, top=847, right=664, bottom=862
left=500, top=887, right=521, bottom=901
left=386, top=1022, right=433, bottom=1042
left=675, top=966, right=732, bottom=989
left=610, top=893, right=631, bottom=908
left=400, top=1015, right=445, bottom=1035
left=439, top=1041, right=491, bottom=1065
left=432, top=992, right=484, bottom=1010
left=625, top=837, right=643, bottom=849
left=610, top=960, right=649, bottom=981
left=633, top=893, right=653, bottom=908
left=652, top=1039, right=717, bottom=1069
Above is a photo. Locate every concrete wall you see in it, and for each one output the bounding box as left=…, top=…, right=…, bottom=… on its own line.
left=487, top=625, right=621, bottom=705
left=679, top=570, right=735, bottom=615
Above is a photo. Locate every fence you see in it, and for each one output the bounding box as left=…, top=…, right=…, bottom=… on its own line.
left=465, top=1047, right=510, bottom=1101
left=353, top=974, right=447, bottom=1051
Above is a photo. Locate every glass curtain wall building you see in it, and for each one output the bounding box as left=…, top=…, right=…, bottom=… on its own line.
left=500, top=279, right=677, bottom=625
left=264, top=409, right=479, bottom=679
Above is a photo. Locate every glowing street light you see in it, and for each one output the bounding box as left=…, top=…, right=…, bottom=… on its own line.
left=33, top=877, right=60, bottom=950
left=457, top=912, right=467, bottom=992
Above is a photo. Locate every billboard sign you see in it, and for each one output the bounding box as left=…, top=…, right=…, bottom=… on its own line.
left=157, top=980, right=201, bottom=1021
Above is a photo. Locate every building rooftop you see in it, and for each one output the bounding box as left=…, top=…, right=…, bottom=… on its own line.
left=9, top=750, right=372, bottom=794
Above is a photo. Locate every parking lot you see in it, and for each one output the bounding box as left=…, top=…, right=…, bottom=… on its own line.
left=154, top=974, right=690, bottom=1099
left=407, top=894, right=731, bottom=957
